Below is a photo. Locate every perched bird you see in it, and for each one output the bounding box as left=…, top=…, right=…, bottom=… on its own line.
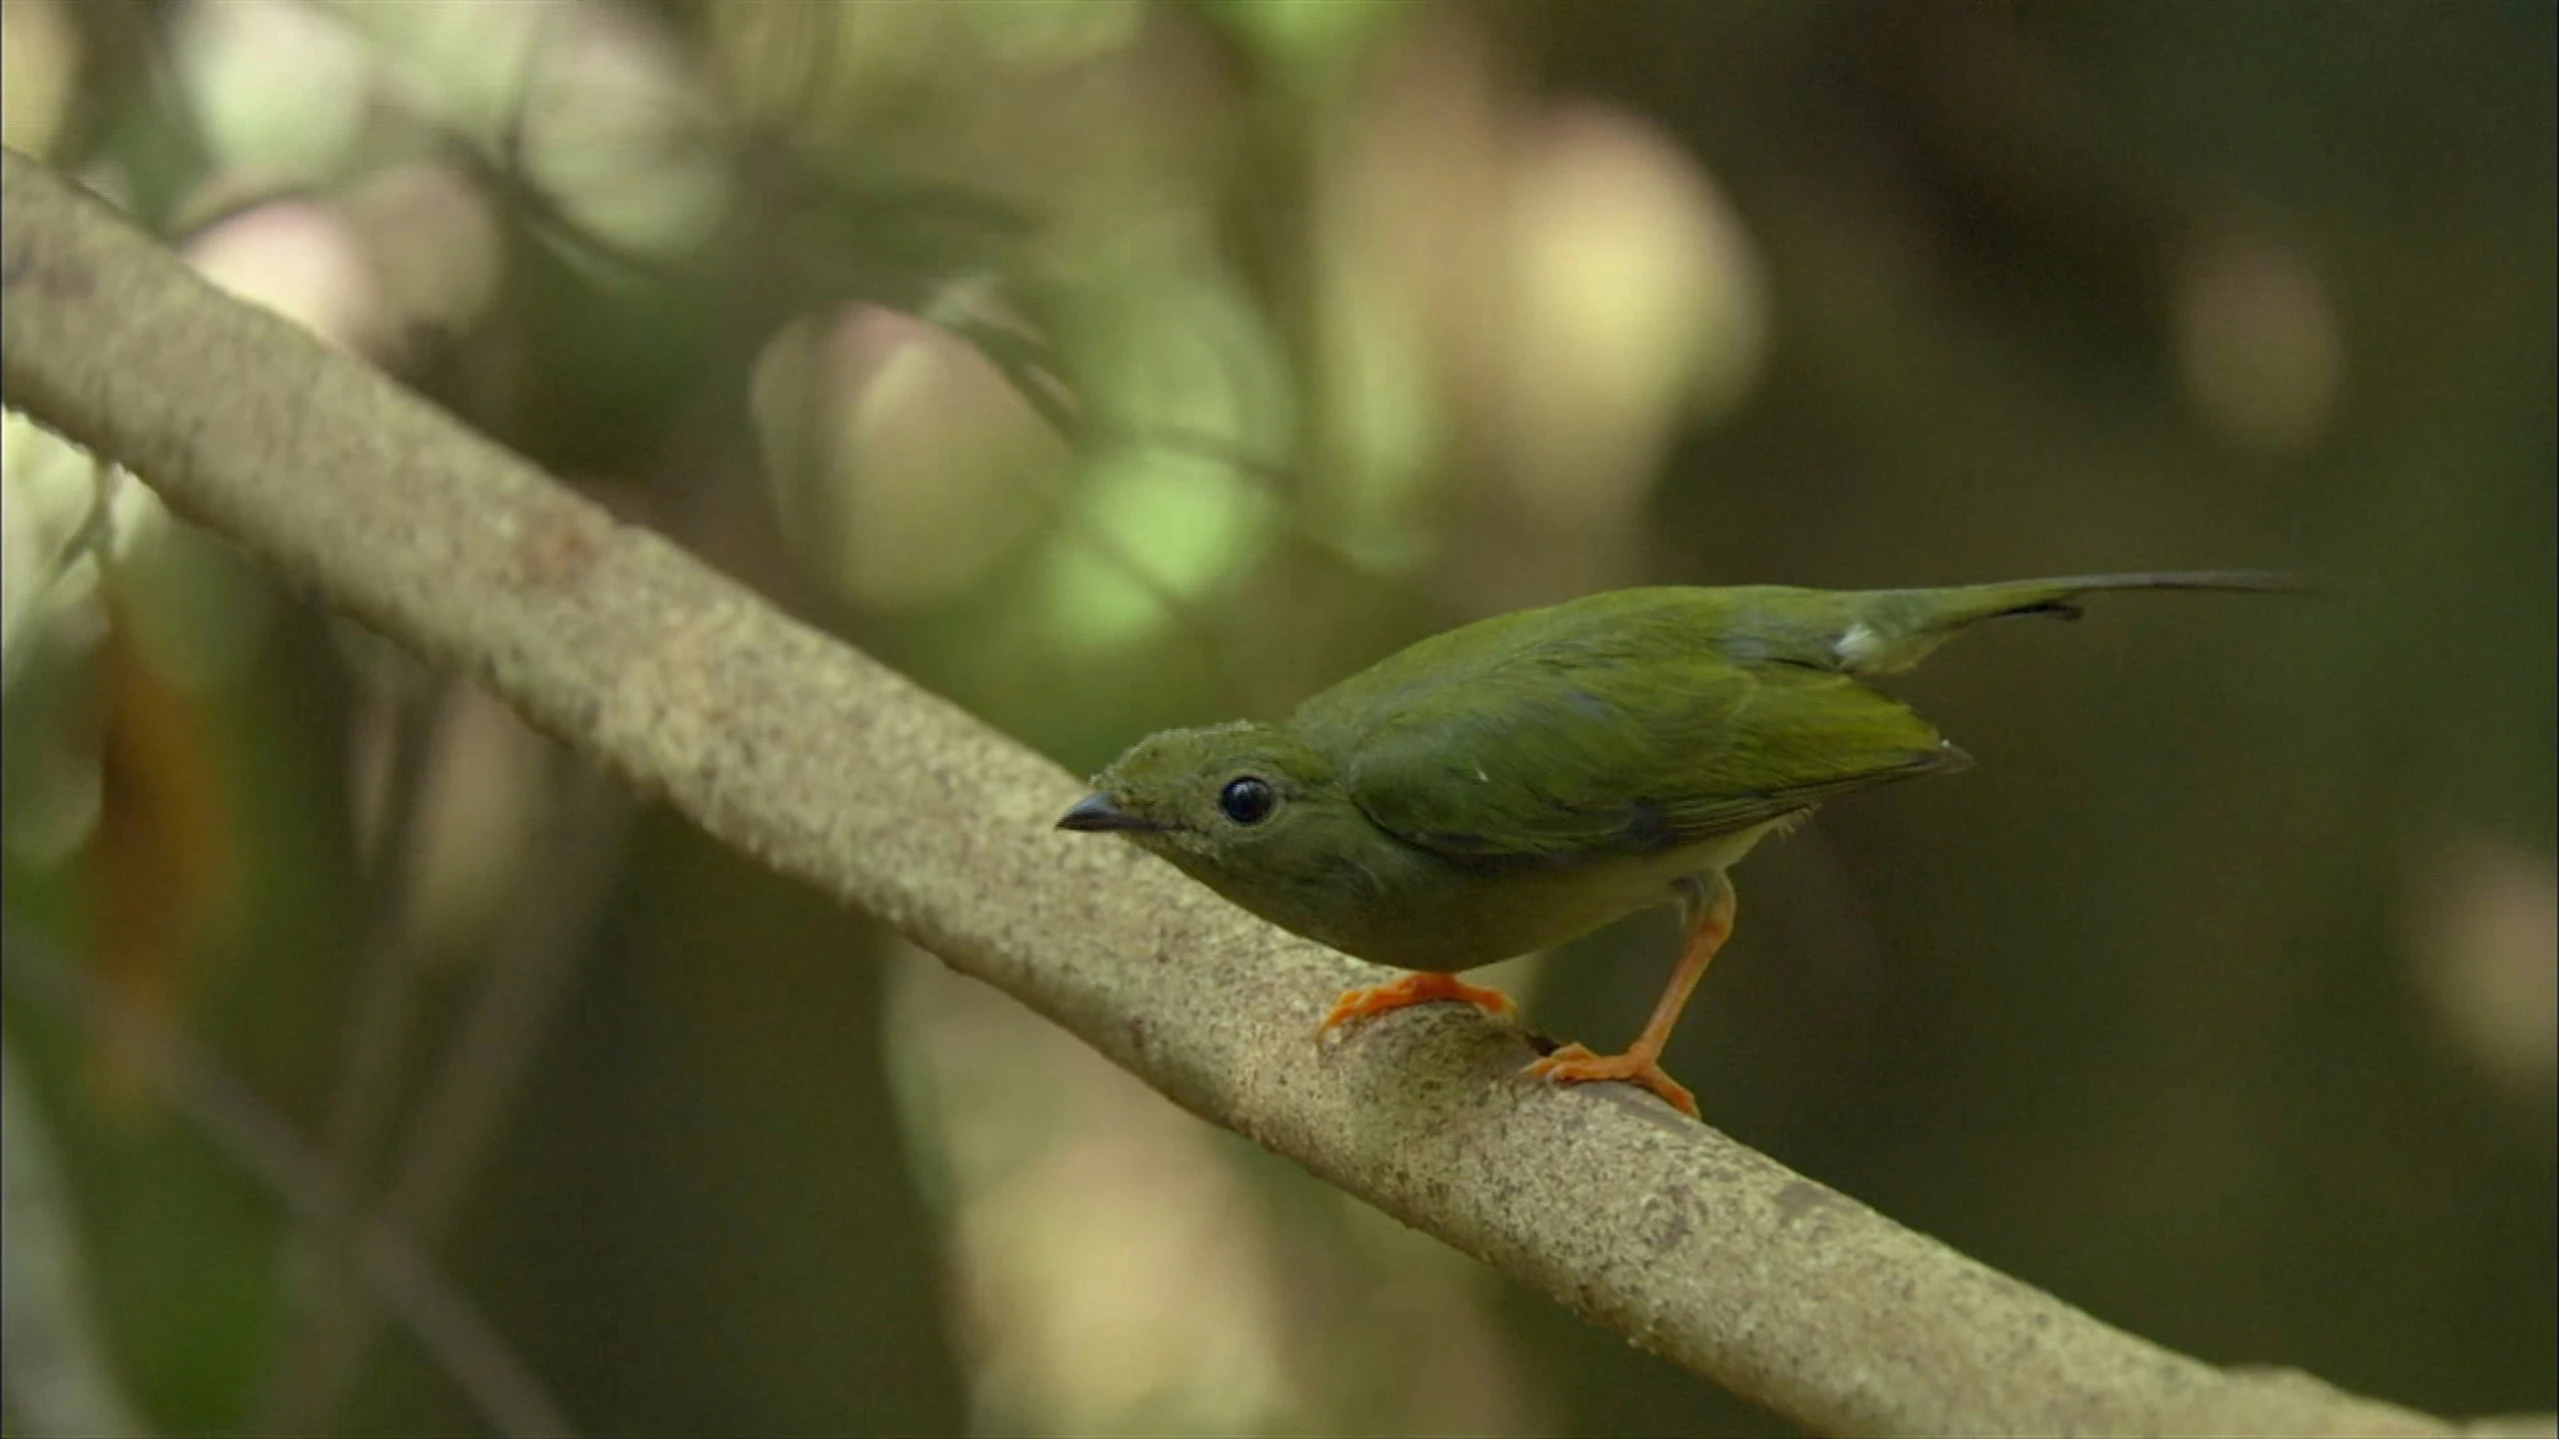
left=1058, top=573, right=2293, bottom=1118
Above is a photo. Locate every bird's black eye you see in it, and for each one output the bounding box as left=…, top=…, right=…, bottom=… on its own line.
left=1219, top=776, right=1277, bottom=826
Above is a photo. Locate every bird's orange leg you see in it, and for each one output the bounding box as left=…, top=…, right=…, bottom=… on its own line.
left=1526, top=873, right=1735, bottom=1119
left=1321, top=971, right=1519, bottom=1033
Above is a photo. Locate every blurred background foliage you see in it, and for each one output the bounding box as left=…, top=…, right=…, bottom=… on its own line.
left=1, top=1, right=2551, bottom=1435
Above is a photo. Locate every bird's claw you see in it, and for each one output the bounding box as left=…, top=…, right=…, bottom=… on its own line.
left=1320, top=973, right=1519, bottom=1034
left=1524, top=1043, right=1700, bottom=1119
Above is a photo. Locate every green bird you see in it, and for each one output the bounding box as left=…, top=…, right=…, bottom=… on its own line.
left=1058, top=572, right=2293, bottom=1118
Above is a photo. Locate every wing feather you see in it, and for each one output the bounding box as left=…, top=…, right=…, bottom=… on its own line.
left=1334, top=645, right=1954, bottom=864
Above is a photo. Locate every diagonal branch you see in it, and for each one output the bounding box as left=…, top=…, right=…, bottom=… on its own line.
left=0, top=148, right=2533, bottom=1439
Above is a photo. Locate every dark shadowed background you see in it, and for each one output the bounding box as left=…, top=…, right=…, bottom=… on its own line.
left=2, top=2, right=2550, bottom=1435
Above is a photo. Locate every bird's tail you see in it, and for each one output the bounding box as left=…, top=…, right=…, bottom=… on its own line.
left=1832, top=570, right=2304, bottom=674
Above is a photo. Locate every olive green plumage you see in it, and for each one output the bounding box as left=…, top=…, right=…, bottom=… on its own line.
left=1059, top=572, right=2291, bottom=972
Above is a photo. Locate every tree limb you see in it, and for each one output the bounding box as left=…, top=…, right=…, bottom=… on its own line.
left=1, top=147, right=2538, bottom=1439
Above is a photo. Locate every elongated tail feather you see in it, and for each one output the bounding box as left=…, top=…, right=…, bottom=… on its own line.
left=1834, top=570, right=2303, bottom=674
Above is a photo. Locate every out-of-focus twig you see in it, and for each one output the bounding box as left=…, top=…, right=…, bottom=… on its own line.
left=323, top=683, right=449, bottom=1174
left=5, top=146, right=2541, bottom=1439
left=0, top=1035, right=153, bottom=1438
left=0, top=455, right=120, bottom=692
left=252, top=678, right=448, bottom=1432
left=264, top=766, right=635, bottom=1434
left=0, top=918, right=576, bottom=1439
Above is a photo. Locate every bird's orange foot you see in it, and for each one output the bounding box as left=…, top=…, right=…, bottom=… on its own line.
left=1524, top=1043, right=1700, bottom=1119
left=1320, top=972, right=1518, bottom=1034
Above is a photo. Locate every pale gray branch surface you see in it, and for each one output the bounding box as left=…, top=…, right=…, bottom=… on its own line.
left=2, top=148, right=2533, bottom=1439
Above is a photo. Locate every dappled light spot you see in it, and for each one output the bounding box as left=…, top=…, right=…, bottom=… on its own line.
left=2408, top=835, right=2558, bottom=1101
left=2172, top=232, right=2343, bottom=455
left=1486, top=99, right=1770, bottom=597
left=752, top=305, right=1058, bottom=612
left=172, top=0, right=371, bottom=187
left=0, top=0, right=78, bottom=160
left=184, top=201, right=383, bottom=357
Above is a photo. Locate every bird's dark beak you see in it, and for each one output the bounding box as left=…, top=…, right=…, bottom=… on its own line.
left=1057, top=792, right=1159, bottom=833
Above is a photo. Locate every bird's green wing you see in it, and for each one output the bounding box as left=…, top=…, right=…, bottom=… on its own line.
left=1334, top=650, right=1958, bottom=864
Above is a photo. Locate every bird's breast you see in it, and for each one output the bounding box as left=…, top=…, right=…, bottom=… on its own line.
left=1286, top=824, right=1778, bottom=972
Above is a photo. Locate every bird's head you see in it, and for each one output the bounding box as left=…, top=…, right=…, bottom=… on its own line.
left=1057, top=721, right=1382, bottom=925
